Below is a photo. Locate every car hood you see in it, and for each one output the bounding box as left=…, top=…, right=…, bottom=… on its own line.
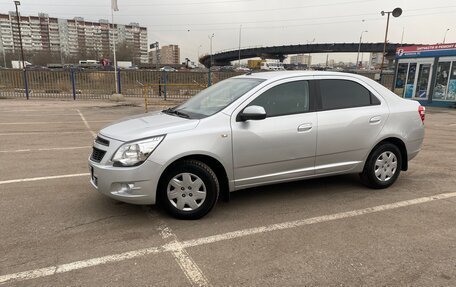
left=99, top=111, right=199, bottom=142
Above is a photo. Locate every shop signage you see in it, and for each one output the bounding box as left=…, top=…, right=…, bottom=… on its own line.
left=396, top=43, right=456, bottom=58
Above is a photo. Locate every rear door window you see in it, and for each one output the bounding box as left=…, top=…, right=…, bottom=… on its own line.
left=319, top=79, right=379, bottom=110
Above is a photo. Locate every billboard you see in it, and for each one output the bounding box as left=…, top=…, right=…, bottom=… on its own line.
left=396, top=43, right=456, bottom=59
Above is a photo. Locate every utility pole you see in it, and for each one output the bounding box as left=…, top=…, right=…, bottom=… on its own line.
left=14, top=0, right=28, bottom=99
left=356, top=30, right=368, bottom=68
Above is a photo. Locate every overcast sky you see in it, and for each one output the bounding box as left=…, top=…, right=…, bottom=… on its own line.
left=1, top=0, right=455, bottom=64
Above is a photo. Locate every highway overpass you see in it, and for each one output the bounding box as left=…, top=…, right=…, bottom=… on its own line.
left=199, top=42, right=418, bottom=67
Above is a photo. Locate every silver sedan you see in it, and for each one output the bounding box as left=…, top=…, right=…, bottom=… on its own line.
left=89, top=71, right=425, bottom=219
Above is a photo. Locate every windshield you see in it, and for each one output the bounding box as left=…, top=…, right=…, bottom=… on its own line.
left=171, top=78, right=264, bottom=118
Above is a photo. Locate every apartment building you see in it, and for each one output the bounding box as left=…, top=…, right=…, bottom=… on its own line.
left=289, top=54, right=311, bottom=66
left=149, top=44, right=181, bottom=65
left=0, top=12, right=148, bottom=63
left=160, top=44, right=180, bottom=64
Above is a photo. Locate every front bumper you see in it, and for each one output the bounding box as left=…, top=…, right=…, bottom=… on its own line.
left=89, top=159, right=163, bottom=205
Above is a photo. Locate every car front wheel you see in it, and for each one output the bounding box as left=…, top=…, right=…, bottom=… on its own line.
left=159, top=160, right=219, bottom=219
left=360, top=143, right=402, bottom=189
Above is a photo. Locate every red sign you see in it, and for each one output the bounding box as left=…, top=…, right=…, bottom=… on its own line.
left=396, top=43, right=456, bottom=58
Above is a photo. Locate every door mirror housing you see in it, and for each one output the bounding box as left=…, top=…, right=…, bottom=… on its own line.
left=239, top=105, right=267, bottom=121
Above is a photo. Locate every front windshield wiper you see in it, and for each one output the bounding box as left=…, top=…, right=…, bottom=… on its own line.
left=162, top=108, right=190, bottom=118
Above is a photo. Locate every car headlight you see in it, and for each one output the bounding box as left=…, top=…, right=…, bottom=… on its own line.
left=112, top=135, right=165, bottom=167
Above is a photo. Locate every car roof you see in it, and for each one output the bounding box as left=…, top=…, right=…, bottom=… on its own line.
left=236, top=71, right=367, bottom=81
left=233, top=70, right=401, bottom=103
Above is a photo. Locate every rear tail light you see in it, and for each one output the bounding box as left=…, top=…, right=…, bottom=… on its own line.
left=418, top=105, right=425, bottom=123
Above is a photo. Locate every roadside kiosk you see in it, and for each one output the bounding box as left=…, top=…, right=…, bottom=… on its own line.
left=393, top=43, right=456, bottom=107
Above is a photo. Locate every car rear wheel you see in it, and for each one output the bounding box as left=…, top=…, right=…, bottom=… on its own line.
left=360, top=143, right=402, bottom=189
left=159, top=160, right=219, bottom=219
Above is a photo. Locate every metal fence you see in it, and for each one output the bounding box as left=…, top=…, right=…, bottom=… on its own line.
left=0, top=69, right=394, bottom=100
left=0, top=69, right=243, bottom=100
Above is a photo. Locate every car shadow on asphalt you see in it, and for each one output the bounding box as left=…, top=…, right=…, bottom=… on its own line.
left=89, top=174, right=369, bottom=221
left=227, top=174, right=365, bottom=205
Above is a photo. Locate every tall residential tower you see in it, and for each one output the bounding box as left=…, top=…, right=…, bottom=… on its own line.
left=0, top=12, right=148, bottom=64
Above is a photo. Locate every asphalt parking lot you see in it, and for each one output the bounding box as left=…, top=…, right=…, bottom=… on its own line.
left=0, top=98, right=455, bottom=286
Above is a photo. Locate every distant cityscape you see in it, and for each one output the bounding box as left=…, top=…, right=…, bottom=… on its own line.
left=0, top=11, right=390, bottom=69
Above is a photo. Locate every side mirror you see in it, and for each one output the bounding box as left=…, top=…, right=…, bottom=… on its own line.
left=239, top=105, right=267, bottom=121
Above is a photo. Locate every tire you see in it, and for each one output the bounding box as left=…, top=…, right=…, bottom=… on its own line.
left=158, top=160, right=219, bottom=219
left=360, top=143, right=402, bottom=189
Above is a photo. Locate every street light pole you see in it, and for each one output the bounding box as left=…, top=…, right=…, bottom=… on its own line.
left=14, top=0, right=28, bottom=99
left=111, top=9, right=119, bottom=94
left=14, top=1, right=24, bottom=69
left=238, top=25, right=242, bottom=67
left=443, top=28, right=450, bottom=44
left=208, top=33, right=214, bottom=67
left=356, top=30, right=368, bottom=69
left=379, top=7, right=402, bottom=82
left=155, top=42, right=159, bottom=70
left=306, top=38, right=315, bottom=67
left=197, top=44, right=202, bottom=67
left=149, top=42, right=160, bottom=70
left=0, top=25, right=7, bottom=67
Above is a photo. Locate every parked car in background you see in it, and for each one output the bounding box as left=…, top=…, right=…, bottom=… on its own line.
left=236, top=67, right=251, bottom=72
left=219, top=65, right=236, bottom=72
left=89, top=71, right=425, bottom=219
left=160, top=66, right=177, bottom=72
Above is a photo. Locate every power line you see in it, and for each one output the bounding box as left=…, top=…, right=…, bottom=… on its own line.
left=0, top=0, right=256, bottom=7
left=142, top=12, right=380, bottom=27
left=147, top=9, right=456, bottom=32
left=0, top=0, right=376, bottom=17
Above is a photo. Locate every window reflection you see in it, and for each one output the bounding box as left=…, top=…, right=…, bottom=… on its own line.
left=404, top=63, right=416, bottom=98
left=395, top=63, right=408, bottom=97
left=434, top=62, right=451, bottom=100
left=448, top=63, right=456, bottom=101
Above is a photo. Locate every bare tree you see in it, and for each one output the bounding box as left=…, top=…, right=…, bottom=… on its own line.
left=30, top=51, right=61, bottom=66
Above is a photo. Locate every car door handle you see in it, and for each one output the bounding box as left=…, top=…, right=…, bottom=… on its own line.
left=297, top=123, right=312, bottom=132
left=369, top=116, right=382, bottom=124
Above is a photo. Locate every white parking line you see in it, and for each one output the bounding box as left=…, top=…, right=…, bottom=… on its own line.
left=0, top=114, right=82, bottom=117
left=0, top=246, right=163, bottom=285
left=0, top=173, right=89, bottom=185
left=0, top=146, right=91, bottom=153
left=0, top=131, right=88, bottom=136
left=76, top=109, right=96, bottom=137
left=159, top=225, right=210, bottom=287
left=0, top=110, right=74, bottom=113
left=0, top=191, right=455, bottom=285
left=0, top=120, right=113, bottom=125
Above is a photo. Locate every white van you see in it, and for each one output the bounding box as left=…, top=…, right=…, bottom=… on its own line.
left=260, top=61, right=285, bottom=71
